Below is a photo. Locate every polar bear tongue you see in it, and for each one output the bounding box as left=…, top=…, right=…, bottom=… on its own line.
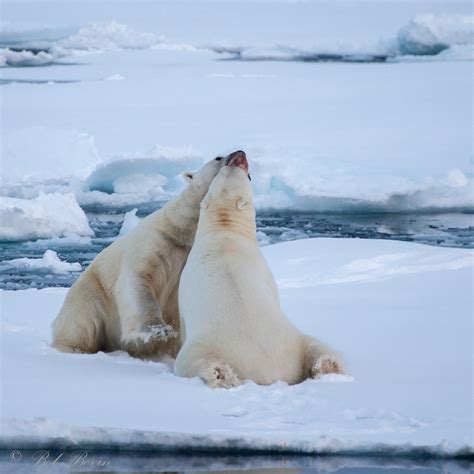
left=225, top=150, right=249, bottom=174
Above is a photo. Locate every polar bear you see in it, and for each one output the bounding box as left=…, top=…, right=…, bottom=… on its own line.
left=175, top=151, right=343, bottom=387
left=52, top=156, right=226, bottom=358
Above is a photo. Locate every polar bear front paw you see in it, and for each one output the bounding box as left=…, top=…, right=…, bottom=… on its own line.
left=121, top=324, right=178, bottom=355
left=202, top=362, right=241, bottom=389
left=146, top=324, right=178, bottom=342
left=311, top=354, right=344, bottom=378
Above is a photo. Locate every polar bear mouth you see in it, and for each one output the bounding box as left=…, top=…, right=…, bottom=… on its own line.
left=225, top=150, right=251, bottom=180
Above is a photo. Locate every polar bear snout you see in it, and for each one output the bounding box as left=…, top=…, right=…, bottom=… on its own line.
left=225, top=150, right=249, bottom=175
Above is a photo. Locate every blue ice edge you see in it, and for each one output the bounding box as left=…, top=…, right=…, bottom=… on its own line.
left=1, top=429, right=472, bottom=460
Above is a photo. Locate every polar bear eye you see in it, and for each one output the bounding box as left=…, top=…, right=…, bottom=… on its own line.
left=215, top=157, right=223, bottom=161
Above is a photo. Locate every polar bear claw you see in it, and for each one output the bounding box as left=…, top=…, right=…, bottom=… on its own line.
left=121, top=324, right=178, bottom=346
left=311, top=354, right=344, bottom=378
left=202, top=362, right=241, bottom=389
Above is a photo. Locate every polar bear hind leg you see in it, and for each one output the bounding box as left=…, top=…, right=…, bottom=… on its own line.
left=52, top=276, right=107, bottom=354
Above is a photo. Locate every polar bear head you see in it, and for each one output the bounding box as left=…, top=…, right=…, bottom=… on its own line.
left=182, top=155, right=227, bottom=196
left=199, top=150, right=255, bottom=234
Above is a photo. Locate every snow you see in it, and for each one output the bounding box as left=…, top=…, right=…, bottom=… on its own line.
left=0, top=193, right=94, bottom=241
left=234, top=14, right=474, bottom=62
left=0, top=21, right=163, bottom=67
left=2, top=127, right=101, bottom=183
left=103, top=73, right=124, bottom=81
left=398, top=14, right=474, bottom=56
left=1, top=1, right=473, bottom=216
left=1, top=238, right=472, bottom=456
left=54, top=21, right=161, bottom=53
left=84, top=147, right=202, bottom=195
left=1, top=13, right=472, bottom=66
left=1, top=250, right=81, bottom=274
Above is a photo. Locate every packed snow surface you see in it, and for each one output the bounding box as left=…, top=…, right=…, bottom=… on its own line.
left=1, top=239, right=472, bottom=456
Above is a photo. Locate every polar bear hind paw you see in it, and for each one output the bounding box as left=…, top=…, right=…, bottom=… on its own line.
left=202, top=362, right=241, bottom=389
left=311, top=354, right=344, bottom=378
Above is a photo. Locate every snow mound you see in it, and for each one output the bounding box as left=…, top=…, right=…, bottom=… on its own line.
left=0, top=48, right=57, bottom=67
left=398, top=14, right=474, bottom=56
left=104, top=73, right=125, bottom=81
left=55, top=21, right=161, bottom=53
left=0, top=27, right=70, bottom=66
left=85, top=146, right=203, bottom=195
left=0, top=22, right=163, bottom=67
left=1, top=250, right=81, bottom=274
left=0, top=193, right=94, bottom=242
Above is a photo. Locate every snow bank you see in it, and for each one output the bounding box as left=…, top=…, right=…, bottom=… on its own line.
left=1, top=239, right=472, bottom=455
left=79, top=150, right=474, bottom=213
left=1, top=139, right=472, bottom=213
left=3, top=150, right=473, bottom=213
left=0, top=193, right=93, bottom=242
left=250, top=154, right=473, bottom=212
left=1, top=250, right=81, bottom=274
left=1, top=13, right=472, bottom=68
left=214, top=14, right=473, bottom=63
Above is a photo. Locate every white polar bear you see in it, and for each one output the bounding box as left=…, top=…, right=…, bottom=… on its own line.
left=175, top=151, right=343, bottom=388
left=52, top=156, right=226, bottom=358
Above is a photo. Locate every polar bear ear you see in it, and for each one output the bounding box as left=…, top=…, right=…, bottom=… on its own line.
left=182, top=171, right=194, bottom=183
left=236, top=198, right=247, bottom=210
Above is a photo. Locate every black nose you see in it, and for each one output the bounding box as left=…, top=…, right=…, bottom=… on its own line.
left=225, top=150, right=246, bottom=165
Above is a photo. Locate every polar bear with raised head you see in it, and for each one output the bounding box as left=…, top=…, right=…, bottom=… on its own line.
left=175, top=151, right=343, bottom=388
left=52, top=156, right=226, bottom=358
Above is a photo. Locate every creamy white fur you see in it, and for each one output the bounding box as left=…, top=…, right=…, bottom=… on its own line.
left=52, top=158, right=226, bottom=358
left=176, top=163, right=343, bottom=388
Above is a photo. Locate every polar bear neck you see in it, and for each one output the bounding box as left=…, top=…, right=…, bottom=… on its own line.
left=196, top=205, right=257, bottom=242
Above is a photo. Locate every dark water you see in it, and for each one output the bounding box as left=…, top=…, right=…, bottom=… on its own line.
left=0, top=450, right=473, bottom=474
left=0, top=209, right=473, bottom=290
